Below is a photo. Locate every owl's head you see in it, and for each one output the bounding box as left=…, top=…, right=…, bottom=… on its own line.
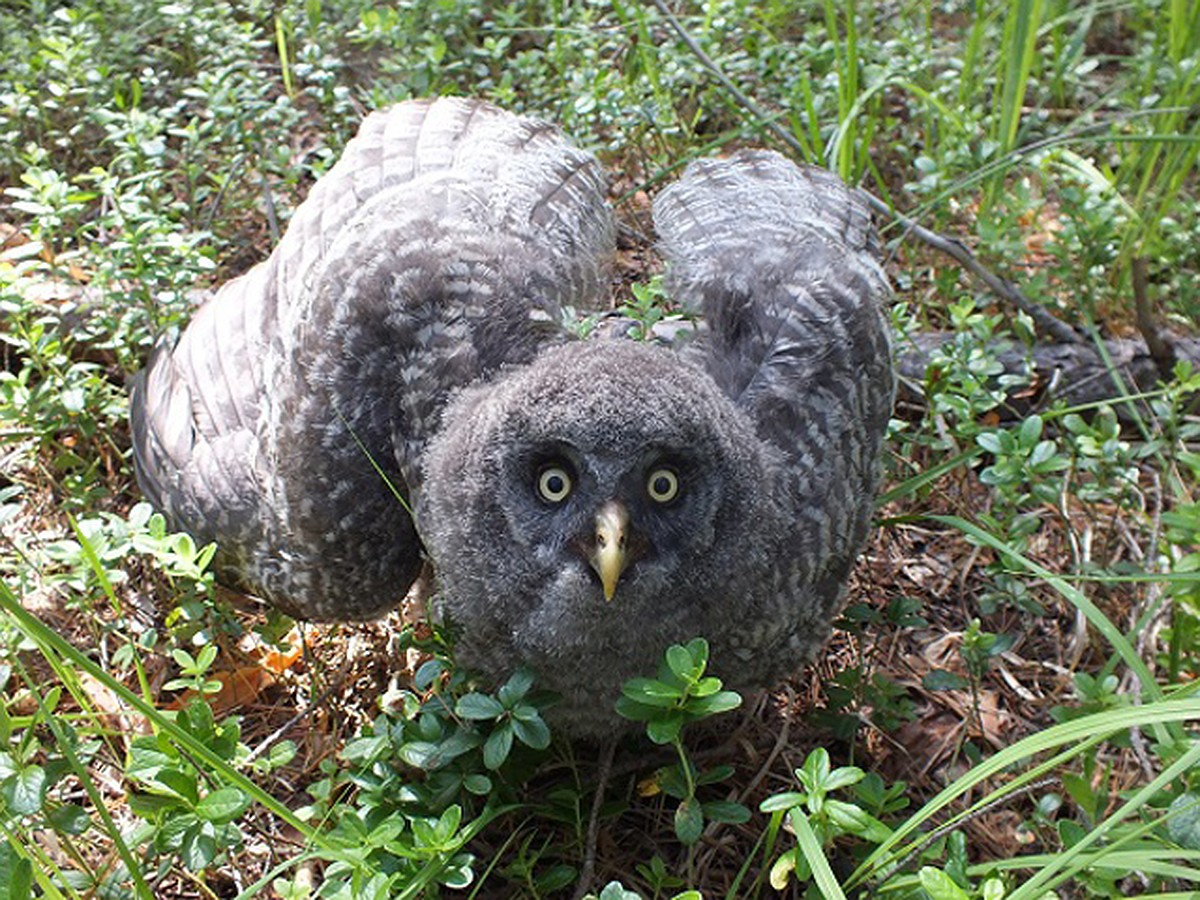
left=418, top=341, right=784, bottom=711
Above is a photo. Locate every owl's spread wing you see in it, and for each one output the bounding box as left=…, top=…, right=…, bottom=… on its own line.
left=130, top=98, right=615, bottom=619
left=653, top=151, right=894, bottom=587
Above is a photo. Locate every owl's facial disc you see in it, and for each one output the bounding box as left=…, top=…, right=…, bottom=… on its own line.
left=590, top=499, right=629, bottom=601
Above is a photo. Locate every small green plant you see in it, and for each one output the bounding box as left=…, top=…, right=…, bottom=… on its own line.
left=922, top=297, right=1035, bottom=447
left=454, top=667, right=552, bottom=770
left=125, top=697, right=253, bottom=873
left=293, top=660, right=556, bottom=895
left=923, top=619, right=1015, bottom=755
left=618, top=276, right=678, bottom=341
left=818, top=597, right=925, bottom=739
left=760, top=747, right=894, bottom=890
left=617, top=638, right=748, bottom=845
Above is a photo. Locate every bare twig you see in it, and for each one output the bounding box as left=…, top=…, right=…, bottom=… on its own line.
left=245, top=678, right=342, bottom=765
left=1132, top=256, right=1178, bottom=377
left=256, top=138, right=282, bottom=245
left=649, top=0, right=1083, bottom=345
left=573, top=737, right=618, bottom=900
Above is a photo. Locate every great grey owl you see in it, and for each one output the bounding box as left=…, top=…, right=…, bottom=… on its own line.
left=130, top=97, right=893, bottom=736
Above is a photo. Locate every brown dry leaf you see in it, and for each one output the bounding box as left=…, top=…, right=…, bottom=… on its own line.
left=972, top=689, right=1012, bottom=749
left=171, top=666, right=276, bottom=715
left=256, top=630, right=307, bottom=675
left=0, top=222, right=23, bottom=251
left=923, top=631, right=963, bottom=668
left=900, top=562, right=940, bottom=589
left=890, top=711, right=963, bottom=773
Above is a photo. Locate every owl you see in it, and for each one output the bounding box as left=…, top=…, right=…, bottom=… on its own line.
left=130, top=97, right=893, bottom=736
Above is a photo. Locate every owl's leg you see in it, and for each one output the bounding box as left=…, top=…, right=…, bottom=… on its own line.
left=572, top=736, right=618, bottom=900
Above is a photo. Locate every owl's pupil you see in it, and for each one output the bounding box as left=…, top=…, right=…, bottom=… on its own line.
left=547, top=475, right=564, bottom=493
left=653, top=476, right=670, bottom=494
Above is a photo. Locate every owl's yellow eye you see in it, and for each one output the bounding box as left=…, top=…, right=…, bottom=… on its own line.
left=537, top=465, right=573, bottom=503
left=646, top=468, right=679, bottom=504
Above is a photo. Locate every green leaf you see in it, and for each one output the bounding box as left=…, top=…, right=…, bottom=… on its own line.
left=433, top=804, right=463, bottom=843
left=498, top=668, right=535, bottom=706
left=340, top=735, right=389, bottom=763
left=196, top=787, right=251, bottom=824
left=799, top=747, right=832, bottom=791
left=614, top=696, right=658, bottom=722
left=535, top=864, right=577, bottom=892
left=666, top=643, right=699, bottom=682
left=1018, top=414, right=1044, bottom=445
left=400, top=734, right=480, bottom=771
left=821, top=766, right=865, bottom=793
left=674, top=798, right=705, bottom=845
left=463, top=774, right=493, bottom=795
left=825, top=799, right=891, bottom=841
left=695, top=763, right=735, bottom=786
left=685, top=690, right=742, bottom=717
left=976, top=431, right=1004, bottom=454
left=597, top=883, right=642, bottom=900
left=483, top=724, right=514, bottom=770
left=196, top=642, right=218, bottom=670
left=48, top=802, right=91, bottom=835
left=511, top=714, right=551, bottom=750
left=180, top=820, right=219, bottom=871
left=919, top=866, right=971, bottom=900
left=923, top=669, right=969, bottom=691
left=621, top=677, right=683, bottom=706
left=1168, top=792, right=1200, bottom=849
left=439, top=855, right=475, bottom=890
left=647, top=715, right=684, bottom=745
left=3, top=765, right=46, bottom=816
left=456, top=693, right=505, bottom=720
left=0, top=851, right=32, bottom=900
left=156, top=810, right=199, bottom=851
left=760, top=791, right=806, bottom=813
left=659, top=764, right=691, bottom=800
left=154, top=768, right=200, bottom=805
left=702, top=800, right=750, bottom=824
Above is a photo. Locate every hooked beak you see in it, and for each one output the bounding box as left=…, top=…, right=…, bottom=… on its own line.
left=589, top=500, right=629, bottom=601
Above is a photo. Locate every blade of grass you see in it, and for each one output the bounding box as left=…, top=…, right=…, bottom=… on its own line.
left=1008, top=741, right=1200, bottom=899
left=846, top=697, right=1200, bottom=887
left=994, top=0, right=1045, bottom=154
left=793, top=809, right=850, bottom=900
left=9, top=654, right=154, bottom=898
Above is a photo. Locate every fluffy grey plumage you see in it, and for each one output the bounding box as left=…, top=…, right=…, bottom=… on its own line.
left=130, top=97, right=893, bottom=736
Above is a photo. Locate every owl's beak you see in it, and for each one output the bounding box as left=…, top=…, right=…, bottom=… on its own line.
left=590, top=499, right=629, bottom=601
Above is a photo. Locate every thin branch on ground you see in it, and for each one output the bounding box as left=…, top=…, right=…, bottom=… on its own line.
left=574, top=736, right=618, bottom=900
left=1132, top=256, right=1178, bottom=376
